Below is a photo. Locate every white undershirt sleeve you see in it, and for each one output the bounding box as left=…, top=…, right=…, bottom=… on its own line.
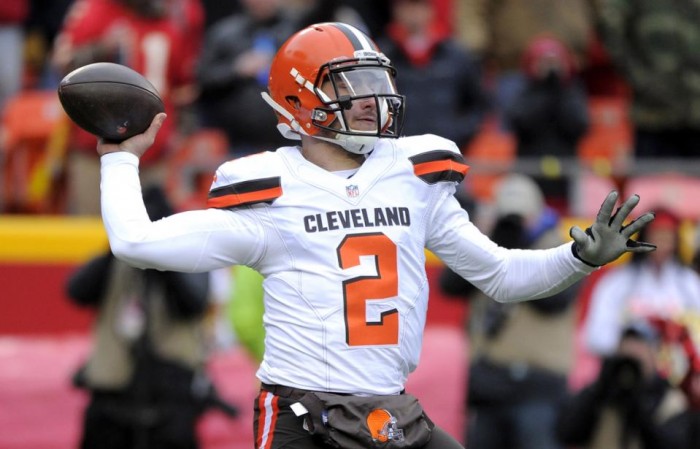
left=100, top=152, right=264, bottom=272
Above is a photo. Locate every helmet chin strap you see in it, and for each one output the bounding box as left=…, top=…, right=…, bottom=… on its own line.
left=313, top=96, right=390, bottom=155
left=314, top=133, right=378, bottom=155
left=261, top=91, right=305, bottom=140
left=261, top=90, right=376, bottom=153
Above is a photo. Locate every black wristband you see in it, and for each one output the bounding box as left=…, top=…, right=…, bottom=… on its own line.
left=571, top=242, right=600, bottom=268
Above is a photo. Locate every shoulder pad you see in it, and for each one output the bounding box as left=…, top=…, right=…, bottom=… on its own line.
left=207, top=151, right=283, bottom=209
left=398, top=134, right=469, bottom=184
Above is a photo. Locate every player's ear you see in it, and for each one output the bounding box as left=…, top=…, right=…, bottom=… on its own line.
left=286, top=96, right=301, bottom=110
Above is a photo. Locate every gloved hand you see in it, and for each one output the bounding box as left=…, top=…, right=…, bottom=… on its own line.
left=570, top=191, right=656, bottom=267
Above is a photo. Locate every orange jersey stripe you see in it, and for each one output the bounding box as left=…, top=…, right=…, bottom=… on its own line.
left=207, top=186, right=283, bottom=209
left=413, top=159, right=470, bottom=177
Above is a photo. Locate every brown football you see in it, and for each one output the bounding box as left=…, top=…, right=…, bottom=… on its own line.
left=57, top=62, right=165, bottom=142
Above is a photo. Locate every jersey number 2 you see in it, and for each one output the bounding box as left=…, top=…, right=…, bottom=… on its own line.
left=337, top=233, right=399, bottom=346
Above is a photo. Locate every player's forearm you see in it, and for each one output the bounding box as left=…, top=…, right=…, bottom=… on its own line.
left=479, top=243, right=594, bottom=303
left=100, top=153, right=203, bottom=272
left=100, top=151, right=151, bottom=252
left=439, top=240, right=593, bottom=304
left=100, top=152, right=262, bottom=272
left=430, top=197, right=596, bottom=302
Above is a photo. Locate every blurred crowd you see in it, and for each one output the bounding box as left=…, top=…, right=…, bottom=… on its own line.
left=3, top=0, right=700, bottom=448
left=2, top=0, right=700, bottom=218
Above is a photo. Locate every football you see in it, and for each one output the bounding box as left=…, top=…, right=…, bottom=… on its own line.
left=57, top=62, right=165, bottom=142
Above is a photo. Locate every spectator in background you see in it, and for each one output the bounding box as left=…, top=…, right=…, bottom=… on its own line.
left=657, top=322, right=700, bottom=449
left=583, top=208, right=700, bottom=357
left=557, top=321, right=688, bottom=449
left=376, top=0, right=486, bottom=150
left=165, top=0, right=206, bottom=134
left=577, top=0, right=630, bottom=99
left=23, top=0, right=74, bottom=89
left=284, top=0, right=369, bottom=34
left=199, top=0, right=241, bottom=30
left=0, top=0, right=29, bottom=111
left=693, top=227, right=700, bottom=276
left=507, top=35, right=589, bottom=158
left=66, top=186, right=238, bottom=449
left=505, top=35, right=589, bottom=214
left=453, top=0, right=594, bottom=131
left=440, top=174, right=581, bottom=449
left=597, top=0, right=700, bottom=159
left=195, top=0, right=294, bottom=157
left=662, top=380, right=700, bottom=449
left=344, top=0, right=392, bottom=40
left=51, top=0, right=202, bottom=215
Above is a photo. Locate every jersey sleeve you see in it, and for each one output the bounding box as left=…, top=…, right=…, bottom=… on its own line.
left=206, top=151, right=284, bottom=210
left=400, top=134, right=470, bottom=185
left=100, top=152, right=265, bottom=272
left=426, top=190, right=596, bottom=303
left=399, top=134, right=596, bottom=302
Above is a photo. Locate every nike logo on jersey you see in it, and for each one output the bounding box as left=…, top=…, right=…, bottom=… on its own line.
left=304, top=207, right=410, bottom=233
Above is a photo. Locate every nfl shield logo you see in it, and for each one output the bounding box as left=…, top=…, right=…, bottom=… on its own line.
left=346, top=184, right=359, bottom=198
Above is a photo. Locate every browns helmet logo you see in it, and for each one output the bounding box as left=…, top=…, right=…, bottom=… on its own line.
left=366, top=408, right=405, bottom=443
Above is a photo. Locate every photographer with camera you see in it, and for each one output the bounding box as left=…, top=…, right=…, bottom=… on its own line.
left=66, top=186, right=239, bottom=449
left=440, top=174, right=581, bottom=449
left=556, top=320, right=687, bottom=449
left=645, top=318, right=700, bottom=449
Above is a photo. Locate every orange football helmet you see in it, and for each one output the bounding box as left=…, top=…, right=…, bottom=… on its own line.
left=261, top=22, right=405, bottom=154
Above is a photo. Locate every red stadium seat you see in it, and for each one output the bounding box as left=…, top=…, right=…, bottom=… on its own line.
left=462, top=120, right=516, bottom=202
left=1, top=90, right=70, bottom=213
left=577, top=96, right=633, bottom=172
left=625, top=172, right=700, bottom=220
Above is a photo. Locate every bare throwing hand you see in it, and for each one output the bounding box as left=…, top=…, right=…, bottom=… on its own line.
left=97, top=112, right=167, bottom=159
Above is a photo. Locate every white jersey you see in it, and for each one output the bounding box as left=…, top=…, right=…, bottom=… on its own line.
left=100, top=134, right=595, bottom=395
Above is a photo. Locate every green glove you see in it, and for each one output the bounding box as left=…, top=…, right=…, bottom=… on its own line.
left=570, top=191, right=656, bottom=267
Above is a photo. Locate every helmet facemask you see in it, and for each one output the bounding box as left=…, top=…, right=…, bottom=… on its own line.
left=311, top=57, right=405, bottom=154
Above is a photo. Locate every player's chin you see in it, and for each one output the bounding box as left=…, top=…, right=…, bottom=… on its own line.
left=351, top=120, right=378, bottom=132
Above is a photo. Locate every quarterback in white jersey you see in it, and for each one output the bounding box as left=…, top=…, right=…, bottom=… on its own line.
left=97, top=22, right=656, bottom=449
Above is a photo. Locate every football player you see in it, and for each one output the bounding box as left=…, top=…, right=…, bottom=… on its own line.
left=96, top=22, right=656, bottom=449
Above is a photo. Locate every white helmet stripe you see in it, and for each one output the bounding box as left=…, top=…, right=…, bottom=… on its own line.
left=332, top=22, right=376, bottom=51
